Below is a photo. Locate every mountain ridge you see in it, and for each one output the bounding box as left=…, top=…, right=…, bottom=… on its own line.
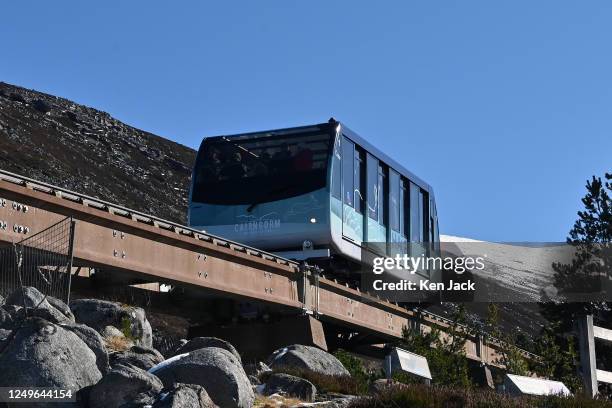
left=0, top=81, right=196, bottom=224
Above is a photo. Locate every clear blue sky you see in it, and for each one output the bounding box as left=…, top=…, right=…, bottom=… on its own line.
left=2, top=1, right=610, bottom=242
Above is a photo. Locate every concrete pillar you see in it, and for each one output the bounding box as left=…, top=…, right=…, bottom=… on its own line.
left=467, top=360, right=494, bottom=388
left=476, top=334, right=484, bottom=361
left=384, top=354, right=392, bottom=380
left=578, top=314, right=598, bottom=398
left=483, top=365, right=494, bottom=389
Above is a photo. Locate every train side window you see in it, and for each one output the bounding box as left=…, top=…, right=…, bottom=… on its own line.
left=354, top=147, right=364, bottom=213
left=389, top=170, right=400, bottom=232
left=432, top=202, right=440, bottom=249
left=378, top=165, right=388, bottom=227
left=410, top=182, right=420, bottom=242
left=366, top=154, right=378, bottom=220
left=331, top=134, right=342, bottom=199
left=430, top=215, right=435, bottom=243
left=400, top=178, right=407, bottom=237
left=342, top=137, right=354, bottom=207
left=421, top=190, right=429, bottom=242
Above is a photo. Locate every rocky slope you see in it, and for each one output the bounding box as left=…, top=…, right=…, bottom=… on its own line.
left=0, top=287, right=354, bottom=407
left=0, top=82, right=196, bottom=224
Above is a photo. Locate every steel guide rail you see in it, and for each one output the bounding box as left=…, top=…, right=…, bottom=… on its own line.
left=0, top=168, right=537, bottom=363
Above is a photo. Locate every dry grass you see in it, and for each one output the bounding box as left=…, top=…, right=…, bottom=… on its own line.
left=262, top=368, right=368, bottom=396
left=347, top=383, right=612, bottom=408
left=104, top=335, right=133, bottom=352
left=254, top=394, right=303, bottom=408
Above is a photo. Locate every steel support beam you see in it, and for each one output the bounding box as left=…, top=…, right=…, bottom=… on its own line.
left=0, top=170, right=536, bottom=369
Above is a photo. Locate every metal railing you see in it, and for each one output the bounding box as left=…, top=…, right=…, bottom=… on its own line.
left=0, top=217, right=75, bottom=308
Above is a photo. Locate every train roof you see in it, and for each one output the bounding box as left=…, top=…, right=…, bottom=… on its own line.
left=200, top=119, right=435, bottom=199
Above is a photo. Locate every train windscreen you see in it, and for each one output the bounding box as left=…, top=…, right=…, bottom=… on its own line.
left=192, top=129, right=332, bottom=205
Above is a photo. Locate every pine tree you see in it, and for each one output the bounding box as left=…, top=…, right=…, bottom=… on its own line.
left=485, top=302, right=529, bottom=376
left=536, top=172, right=611, bottom=392
left=542, top=173, right=611, bottom=329
left=533, top=323, right=582, bottom=392
left=400, top=305, right=472, bottom=386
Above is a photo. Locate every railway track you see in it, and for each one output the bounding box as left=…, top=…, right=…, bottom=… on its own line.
left=0, top=168, right=538, bottom=367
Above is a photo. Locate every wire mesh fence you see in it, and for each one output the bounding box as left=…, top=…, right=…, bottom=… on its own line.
left=0, top=217, right=75, bottom=307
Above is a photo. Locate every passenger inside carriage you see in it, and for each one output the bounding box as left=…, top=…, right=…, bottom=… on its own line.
left=249, top=150, right=270, bottom=176
left=197, top=148, right=221, bottom=183
left=219, top=152, right=246, bottom=180
left=293, top=143, right=313, bottom=171
left=271, top=143, right=294, bottom=174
